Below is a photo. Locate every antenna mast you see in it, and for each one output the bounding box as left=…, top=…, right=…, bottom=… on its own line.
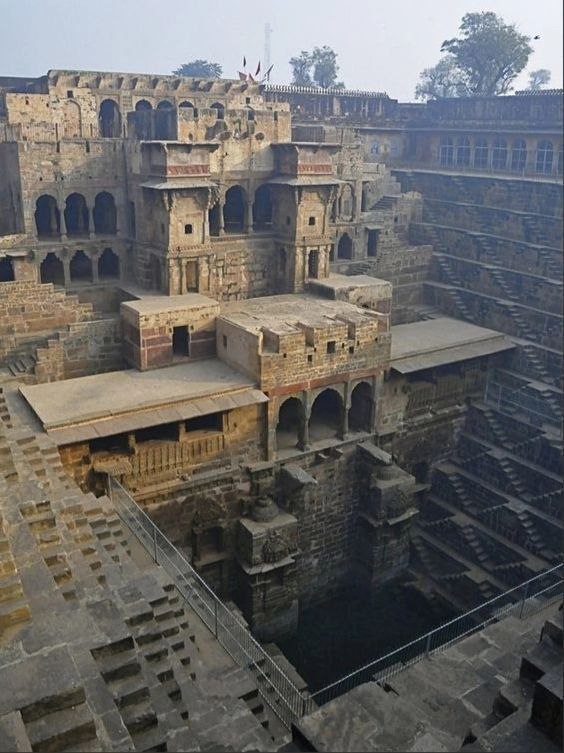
left=264, top=22, right=272, bottom=80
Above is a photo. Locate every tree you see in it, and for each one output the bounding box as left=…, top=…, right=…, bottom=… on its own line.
left=289, top=46, right=345, bottom=89
left=173, top=60, right=223, bottom=79
left=415, top=56, right=469, bottom=100
left=440, top=12, right=532, bottom=96
left=289, top=51, right=313, bottom=86
left=527, top=69, right=551, bottom=90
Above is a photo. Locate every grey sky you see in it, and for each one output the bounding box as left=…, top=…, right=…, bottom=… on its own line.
left=1, top=0, right=561, bottom=100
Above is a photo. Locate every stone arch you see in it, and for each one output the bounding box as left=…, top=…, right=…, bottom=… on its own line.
left=64, top=193, right=89, bottom=236
left=155, top=101, right=175, bottom=139
left=98, top=248, right=120, bottom=279
left=492, top=138, right=507, bottom=170
left=99, top=99, right=121, bottom=138
left=309, top=388, right=343, bottom=442
left=69, top=250, right=93, bottom=283
left=276, top=397, right=305, bottom=452
left=179, top=100, right=195, bottom=109
left=511, top=139, right=527, bottom=172
left=536, top=140, right=553, bottom=174
left=0, top=257, right=14, bottom=282
left=211, top=102, right=225, bottom=119
left=40, top=252, right=65, bottom=285
left=252, top=184, right=273, bottom=229
left=337, top=232, right=353, bottom=260
left=135, top=99, right=152, bottom=111
left=439, top=136, right=454, bottom=166
left=63, top=99, right=82, bottom=138
left=456, top=136, right=471, bottom=167
left=223, top=185, right=246, bottom=233
left=156, top=100, right=173, bottom=110
left=93, top=192, right=117, bottom=234
left=349, top=381, right=373, bottom=433
left=35, top=195, right=60, bottom=238
left=473, top=138, right=489, bottom=169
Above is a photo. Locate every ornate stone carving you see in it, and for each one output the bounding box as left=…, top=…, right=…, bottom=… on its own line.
left=262, top=531, right=290, bottom=563
left=192, top=496, right=226, bottom=528
left=251, top=495, right=279, bottom=522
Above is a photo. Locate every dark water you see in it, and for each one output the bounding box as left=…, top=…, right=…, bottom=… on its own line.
left=278, top=580, right=459, bottom=692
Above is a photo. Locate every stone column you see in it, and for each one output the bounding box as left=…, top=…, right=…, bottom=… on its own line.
left=91, top=253, right=99, bottom=283
left=371, top=375, right=382, bottom=433
left=59, top=206, right=67, bottom=240
left=62, top=258, right=70, bottom=286
left=246, top=197, right=254, bottom=234
left=340, top=383, right=351, bottom=440
left=88, top=206, right=95, bottom=239
left=299, top=391, right=311, bottom=451
left=219, top=199, right=225, bottom=236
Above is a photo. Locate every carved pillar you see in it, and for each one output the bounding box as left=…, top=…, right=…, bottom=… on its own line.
left=59, top=205, right=67, bottom=240
left=371, top=375, right=382, bottom=433
left=88, top=206, right=95, bottom=239
left=299, top=391, right=311, bottom=451
left=246, top=196, right=254, bottom=234
left=62, top=257, right=70, bottom=286
left=340, top=383, right=351, bottom=440
left=91, top=252, right=99, bottom=283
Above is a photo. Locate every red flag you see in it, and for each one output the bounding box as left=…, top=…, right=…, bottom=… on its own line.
left=255, top=61, right=261, bottom=76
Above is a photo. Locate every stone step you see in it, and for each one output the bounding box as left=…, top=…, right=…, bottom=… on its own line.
left=25, top=703, right=96, bottom=753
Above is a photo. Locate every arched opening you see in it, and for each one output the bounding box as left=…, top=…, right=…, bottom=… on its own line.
left=439, top=136, right=454, bottom=166
left=0, top=257, right=14, bottom=282
left=473, top=138, right=489, bottom=169
left=211, top=102, right=225, bottom=119
left=337, top=233, right=353, bottom=260
left=208, top=203, right=221, bottom=236
left=93, top=192, right=117, bottom=235
left=309, top=389, right=343, bottom=442
left=135, top=100, right=152, bottom=111
left=339, top=184, right=354, bottom=220
left=35, top=195, right=60, bottom=238
left=223, top=186, right=245, bottom=233
left=40, top=253, right=65, bottom=285
left=536, top=140, right=553, bottom=174
left=349, top=382, right=373, bottom=433
left=510, top=139, right=527, bottom=172
left=63, top=99, right=82, bottom=138
left=157, top=100, right=173, bottom=110
left=252, top=184, right=273, bottom=229
left=98, top=248, right=120, bottom=279
left=456, top=137, right=471, bottom=167
left=64, top=193, right=89, bottom=237
left=155, top=100, right=175, bottom=140
left=150, top=255, right=162, bottom=290
left=69, top=250, right=93, bottom=283
left=276, top=398, right=305, bottom=451
left=308, top=250, right=319, bottom=278
left=246, top=106, right=255, bottom=121
left=492, top=138, right=507, bottom=170
left=98, top=99, right=121, bottom=138
left=179, top=101, right=195, bottom=109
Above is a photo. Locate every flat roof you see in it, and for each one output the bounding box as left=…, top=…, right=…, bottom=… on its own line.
left=122, top=293, right=219, bottom=315
left=21, top=359, right=265, bottom=438
left=310, top=274, right=392, bottom=293
left=220, top=293, right=380, bottom=335
left=391, top=318, right=513, bottom=373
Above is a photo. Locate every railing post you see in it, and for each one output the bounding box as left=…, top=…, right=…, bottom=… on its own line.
left=153, top=526, right=158, bottom=564
left=214, top=599, right=219, bottom=638
left=301, top=693, right=308, bottom=717
left=519, top=582, right=529, bottom=618
left=425, top=633, right=432, bottom=658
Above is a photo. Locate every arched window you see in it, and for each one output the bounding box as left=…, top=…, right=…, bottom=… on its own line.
left=155, top=100, right=175, bottom=140
left=135, top=100, right=152, bottom=111
left=223, top=186, right=245, bottom=233
left=510, top=139, right=527, bottom=172
left=309, top=389, right=343, bottom=442
left=252, top=184, right=273, bottom=229
left=35, top=195, right=60, bottom=238
left=0, top=257, right=14, bottom=282
left=492, top=138, right=507, bottom=170
left=69, top=250, right=93, bottom=283
left=439, top=136, right=454, bottom=167
left=98, top=248, right=120, bottom=279
left=98, top=99, right=121, bottom=138
left=308, top=250, right=319, bottom=278
left=337, top=233, right=353, bottom=260
left=276, top=398, right=305, bottom=452
left=93, top=192, right=117, bottom=234
left=63, top=99, right=82, bottom=138
left=536, top=140, right=554, bottom=174
left=156, top=100, right=173, bottom=110
left=473, top=139, right=489, bottom=169
left=64, top=193, right=89, bottom=236
left=40, top=253, right=65, bottom=285
left=455, top=137, right=471, bottom=167
left=179, top=101, right=195, bottom=109
left=211, top=102, right=225, bottom=119
left=349, top=382, right=373, bottom=432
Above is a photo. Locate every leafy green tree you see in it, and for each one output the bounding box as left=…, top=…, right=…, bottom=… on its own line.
left=415, top=56, right=469, bottom=100
left=289, top=51, right=313, bottom=86
left=289, top=46, right=345, bottom=88
left=527, top=69, right=551, bottom=90
left=440, top=12, right=532, bottom=95
left=173, top=60, right=223, bottom=78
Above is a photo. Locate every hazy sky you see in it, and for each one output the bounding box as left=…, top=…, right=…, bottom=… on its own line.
left=1, top=0, right=562, bottom=100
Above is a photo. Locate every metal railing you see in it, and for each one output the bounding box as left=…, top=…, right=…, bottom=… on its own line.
left=390, top=160, right=563, bottom=183
left=485, top=379, right=561, bottom=429
left=303, top=562, right=563, bottom=712
left=108, top=476, right=306, bottom=729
